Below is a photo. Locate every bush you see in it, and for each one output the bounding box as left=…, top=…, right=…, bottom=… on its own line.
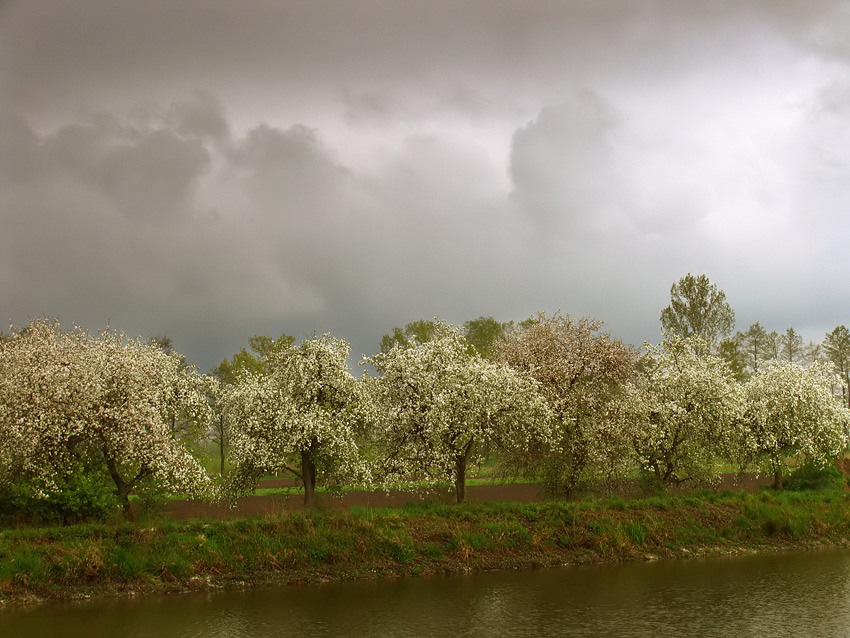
left=784, top=460, right=846, bottom=492
left=0, top=463, right=119, bottom=526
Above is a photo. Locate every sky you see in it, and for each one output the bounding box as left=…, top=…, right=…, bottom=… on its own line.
left=2, top=0, right=850, bottom=371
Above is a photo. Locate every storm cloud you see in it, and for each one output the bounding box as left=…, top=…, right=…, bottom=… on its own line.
left=2, top=1, right=850, bottom=368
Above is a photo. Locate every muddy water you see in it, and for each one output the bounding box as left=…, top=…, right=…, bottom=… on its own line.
left=3, top=549, right=850, bottom=637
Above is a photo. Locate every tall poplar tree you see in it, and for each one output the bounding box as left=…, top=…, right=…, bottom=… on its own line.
left=823, top=325, right=850, bottom=408
left=780, top=327, right=804, bottom=364
left=736, top=322, right=770, bottom=374
left=660, top=273, right=735, bottom=353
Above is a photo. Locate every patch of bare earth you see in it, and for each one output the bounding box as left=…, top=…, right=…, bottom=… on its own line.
left=164, top=474, right=773, bottom=520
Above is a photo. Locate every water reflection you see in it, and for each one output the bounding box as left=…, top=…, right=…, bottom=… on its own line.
left=3, top=550, right=850, bottom=637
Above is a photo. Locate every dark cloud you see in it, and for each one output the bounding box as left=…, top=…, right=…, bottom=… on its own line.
left=167, top=92, right=230, bottom=142
left=99, top=129, right=210, bottom=220
left=0, top=108, right=40, bottom=183
left=3, top=1, right=850, bottom=367
left=228, top=124, right=348, bottom=218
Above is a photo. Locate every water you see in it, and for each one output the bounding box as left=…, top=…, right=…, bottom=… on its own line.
left=3, top=550, right=850, bottom=637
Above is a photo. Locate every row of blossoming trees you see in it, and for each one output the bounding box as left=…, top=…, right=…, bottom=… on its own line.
left=1, top=313, right=849, bottom=521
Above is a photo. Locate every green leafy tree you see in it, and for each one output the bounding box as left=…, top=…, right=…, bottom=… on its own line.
left=463, top=316, right=512, bottom=359
left=736, top=322, right=770, bottom=374
left=765, top=330, right=781, bottom=360
left=780, top=327, right=804, bottom=364
left=803, top=340, right=823, bottom=366
left=379, top=319, right=444, bottom=353
left=213, top=333, right=295, bottom=383
left=660, top=273, right=735, bottom=353
left=823, top=325, right=850, bottom=408
left=202, top=376, right=228, bottom=476
left=210, top=333, right=294, bottom=473
left=718, top=338, right=747, bottom=382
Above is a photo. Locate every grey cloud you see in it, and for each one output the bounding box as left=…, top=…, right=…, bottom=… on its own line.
left=228, top=123, right=348, bottom=219
left=34, top=109, right=213, bottom=223
left=167, top=92, right=230, bottom=142
left=97, top=129, right=211, bottom=220
left=4, top=1, right=850, bottom=367
left=0, top=103, right=336, bottom=365
left=509, top=91, right=620, bottom=232
left=0, top=108, right=40, bottom=183
left=4, top=1, right=839, bottom=121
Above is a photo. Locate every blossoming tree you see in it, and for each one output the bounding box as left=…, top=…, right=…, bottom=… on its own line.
left=222, top=334, right=370, bottom=506
left=0, top=319, right=213, bottom=519
left=365, top=322, right=553, bottom=503
left=624, top=336, right=743, bottom=488
left=497, top=312, right=637, bottom=494
left=209, top=333, right=296, bottom=476
left=741, top=360, right=850, bottom=488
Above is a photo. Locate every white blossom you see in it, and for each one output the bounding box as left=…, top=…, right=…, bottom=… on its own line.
left=222, top=334, right=371, bottom=505
left=364, top=322, right=554, bottom=503
left=0, top=319, right=213, bottom=517
left=497, top=312, right=637, bottom=492
left=741, top=359, right=850, bottom=487
left=624, top=336, right=743, bottom=487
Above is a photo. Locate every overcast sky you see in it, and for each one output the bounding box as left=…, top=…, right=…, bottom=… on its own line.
left=2, top=1, right=850, bottom=370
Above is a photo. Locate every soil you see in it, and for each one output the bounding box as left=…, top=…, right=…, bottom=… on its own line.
left=163, top=473, right=774, bottom=520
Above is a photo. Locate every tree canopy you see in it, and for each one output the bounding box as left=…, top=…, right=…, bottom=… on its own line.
left=379, top=319, right=444, bottom=353
left=660, top=273, right=735, bottom=351
left=462, top=316, right=513, bottom=359
left=624, top=336, right=743, bottom=488
left=0, top=319, right=213, bottom=518
left=366, top=321, right=553, bottom=503
left=497, top=312, right=637, bottom=493
left=823, top=325, right=850, bottom=408
left=779, top=327, right=804, bottom=364
left=212, top=333, right=295, bottom=384
left=741, top=360, right=850, bottom=488
left=223, top=334, right=370, bottom=505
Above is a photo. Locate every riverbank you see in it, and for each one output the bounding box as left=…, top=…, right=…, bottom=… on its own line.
left=3, top=489, right=850, bottom=609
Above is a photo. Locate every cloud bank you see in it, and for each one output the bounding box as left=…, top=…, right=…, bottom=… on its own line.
left=3, top=1, right=850, bottom=368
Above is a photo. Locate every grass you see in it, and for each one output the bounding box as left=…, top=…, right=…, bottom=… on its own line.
left=3, top=488, right=850, bottom=606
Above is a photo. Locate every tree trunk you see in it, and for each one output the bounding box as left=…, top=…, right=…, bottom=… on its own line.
left=454, top=441, right=475, bottom=504
left=454, top=455, right=466, bottom=504
left=301, top=451, right=317, bottom=507
left=219, top=422, right=226, bottom=476
left=773, top=463, right=784, bottom=490
left=103, top=445, right=149, bottom=521
left=108, top=467, right=135, bottom=520
left=117, top=490, right=136, bottom=521
left=104, top=453, right=135, bottom=520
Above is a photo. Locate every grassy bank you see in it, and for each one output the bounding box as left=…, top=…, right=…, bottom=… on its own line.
left=3, top=489, right=850, bottom=607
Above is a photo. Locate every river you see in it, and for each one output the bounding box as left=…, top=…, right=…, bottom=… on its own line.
left=3, top=549, right=850, bottom=637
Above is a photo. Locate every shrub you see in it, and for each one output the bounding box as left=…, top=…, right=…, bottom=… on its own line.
left=0, top=463, right=118, bottom=526
left=784, top=460, right=846, bottom=492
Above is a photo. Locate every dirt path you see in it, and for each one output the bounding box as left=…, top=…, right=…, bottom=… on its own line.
left=164, top=473, right=773, bottom=520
